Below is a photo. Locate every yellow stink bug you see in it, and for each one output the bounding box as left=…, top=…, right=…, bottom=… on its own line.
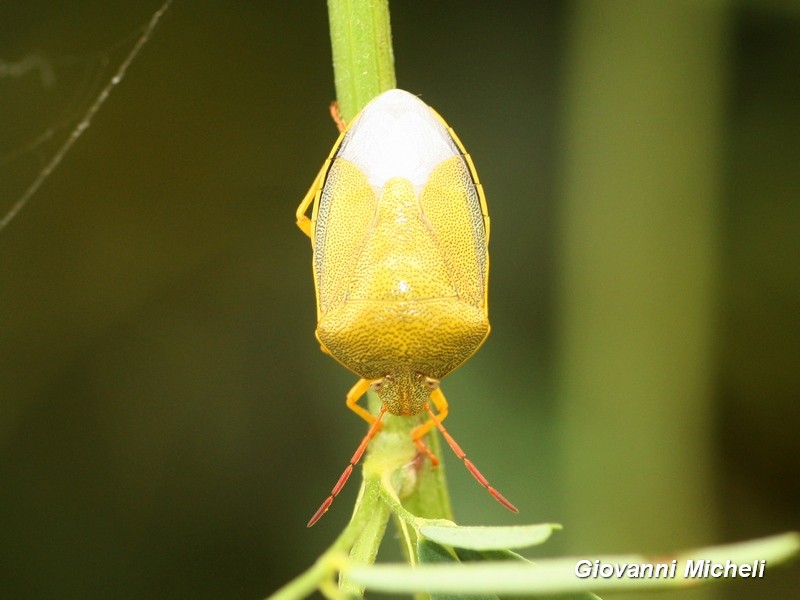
left=296, top=89, right=517, bottom=526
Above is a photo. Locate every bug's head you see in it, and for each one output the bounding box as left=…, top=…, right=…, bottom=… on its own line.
left=370, top=371, right=440, bottom=416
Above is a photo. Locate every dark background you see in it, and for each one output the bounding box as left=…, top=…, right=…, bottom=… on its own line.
left=0, top=2, right=797, bottom=599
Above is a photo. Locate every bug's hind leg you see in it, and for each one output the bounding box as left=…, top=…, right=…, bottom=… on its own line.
left=329, top=100, right=347, bottom=132
left=295, top=101, right=348, bottom=237
left=295, top=161, right=329, bottom=238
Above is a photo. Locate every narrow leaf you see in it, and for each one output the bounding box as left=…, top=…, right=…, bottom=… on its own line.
left=347, top=532, right=800, bottom=595
left=454, top=547, right=531, bottom=564
left=418, top=540, right=499, bottom=600
left=421, top=523, right=561, bottom=551
left=418, top=539, right=459, bottom=564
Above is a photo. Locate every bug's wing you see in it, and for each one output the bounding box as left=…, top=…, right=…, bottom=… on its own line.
left=313, top=158, right=378, bottom=316
left=419, top=155, right=488, bottom=310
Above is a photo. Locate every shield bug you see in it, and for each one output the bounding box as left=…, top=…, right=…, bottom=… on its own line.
left=296, top=89, right=517, bottom=526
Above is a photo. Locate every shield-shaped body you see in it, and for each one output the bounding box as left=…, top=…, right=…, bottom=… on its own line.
left=304, top=89, right=490, bottom=417
left=296, top=90, right=514, bottom=527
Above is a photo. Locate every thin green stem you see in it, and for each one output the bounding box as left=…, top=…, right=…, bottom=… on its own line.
left=267, top=480, right=382, bottom=600
left=365, top=392, right=453, bottom=522
left=340, top=478, right=391, bottom=596
left=326, top=0, right=396, bottom=121
left=268, top=393, right=453, bottom=600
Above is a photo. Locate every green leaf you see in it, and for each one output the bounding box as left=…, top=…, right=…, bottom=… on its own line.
left=531, top=593, right=603, bottom=600
left=451, top=549, right=602, bottom=600
left=419, top=539, right=458, bottom=564
left=418, top=540, right=500, bottom=600
left=420, top=523, right=561, bottom=551
left=454, top=547, right=531, bottom=563
left=346, top=532, right=800, bottom=595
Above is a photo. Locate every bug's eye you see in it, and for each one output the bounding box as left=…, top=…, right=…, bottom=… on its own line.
left=418, top=374, right=439, bottom=391
left=371, top=374, right=393, bottom=392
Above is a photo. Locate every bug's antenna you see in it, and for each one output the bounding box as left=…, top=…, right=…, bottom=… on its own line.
left=307, top=405, right=387, bottom=527
left=425, top=404, right=519, bottom=513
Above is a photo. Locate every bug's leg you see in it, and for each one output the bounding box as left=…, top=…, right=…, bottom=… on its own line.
left=329, top=100, right=347, bottom=132
left=423, top=402, right=519, bottom=514
left=296, top=101, right=349, bottom=237
left=295, top=161, right=330, bottom=238
left=346, top=378, right=379, bottom=425
left=294, top=179, right=316, bottom=237
left=307, top=405, right=387, bottom=527
left=411, top=387, right=450, bottom=466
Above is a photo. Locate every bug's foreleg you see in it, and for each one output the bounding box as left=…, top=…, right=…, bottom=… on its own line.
left=346, top=378, right=380, bottom=425
left=411, top=387, right=450, bottom=466
left=429, top=387, right=449, bottom=422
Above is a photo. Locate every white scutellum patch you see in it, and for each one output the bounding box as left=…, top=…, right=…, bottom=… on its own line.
left=336, top=89, right=460, bottom=193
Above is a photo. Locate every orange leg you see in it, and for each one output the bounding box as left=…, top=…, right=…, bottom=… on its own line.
left=307, top=405, right=387, bottom=527
left=346, top=378, right=378, bottom=425
left=411, top=387, right=450, bottom=466
left=329, top=100, right=347, bottom=132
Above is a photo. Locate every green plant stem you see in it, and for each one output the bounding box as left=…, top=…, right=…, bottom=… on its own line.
left=327, top=0, right=396, bottom=121
left=365, top=391, right=454, bottom=521
left=268, top=394, right=454, bottom=599
left=326, top=0, right=454, bottom=530
left=267, top=480, right=381, bottom=600
left=340, top=478, right=391, bottom=596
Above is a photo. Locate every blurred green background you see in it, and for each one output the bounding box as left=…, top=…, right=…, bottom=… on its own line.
left=0, top=1, right=797, bottom=599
